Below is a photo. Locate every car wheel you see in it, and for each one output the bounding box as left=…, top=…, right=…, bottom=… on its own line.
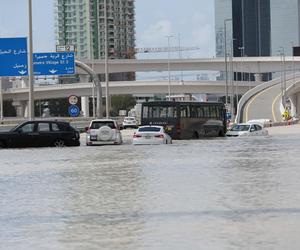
left=54, top=139, right=65, bottom=147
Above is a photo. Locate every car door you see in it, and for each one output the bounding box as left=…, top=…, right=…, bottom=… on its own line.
left=36, top=122, right=52, bottom=147
left=13, top=122, right=37, bottom=147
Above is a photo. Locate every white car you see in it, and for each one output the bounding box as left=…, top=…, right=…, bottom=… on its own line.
left=86, top=119, right=122, bottom=145
left=132, top=125, right=172, bottom=145
left=226, top=123, right=269, bottom=137
left=122, top=116, right=138, bottom=129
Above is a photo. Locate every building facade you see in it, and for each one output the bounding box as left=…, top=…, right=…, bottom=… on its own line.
left=55, top=0, right=135, bottom=60
left=215, top=0, right=300, bottom=58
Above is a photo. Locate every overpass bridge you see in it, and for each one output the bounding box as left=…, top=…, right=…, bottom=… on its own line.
left=3, top=80, right=257, bottom=101
left=3, top=56, right=300, bottom=119
left=78, top=57, right=300, bottom=77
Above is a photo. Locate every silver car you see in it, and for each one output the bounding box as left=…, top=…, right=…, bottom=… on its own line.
left=226, top=123, right=269, bottom=137
left=132, top=125, right=172, bottom=145
left=86, top=119, right=123, bottom=145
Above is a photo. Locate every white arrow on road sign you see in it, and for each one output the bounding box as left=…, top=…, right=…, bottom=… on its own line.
left=18, top=70, right=27, bottom=75
left=49, top=69, right=57, bottom=74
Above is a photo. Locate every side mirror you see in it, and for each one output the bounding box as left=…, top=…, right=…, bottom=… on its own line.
left=250, top=128, right=255, bottom=132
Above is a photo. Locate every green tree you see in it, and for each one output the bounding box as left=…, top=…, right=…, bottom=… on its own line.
left=109, top=95, right=136, bottom=116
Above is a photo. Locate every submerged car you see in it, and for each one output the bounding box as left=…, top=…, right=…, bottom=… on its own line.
left=226, top=123, right=268, bottom=137
left=0, top=120, right=80, bottom=148
left=86, top=119, right=122, bottom=145
left=122, top=116, right=138, bottom=129
left=132, top=125, right=172, bottom=145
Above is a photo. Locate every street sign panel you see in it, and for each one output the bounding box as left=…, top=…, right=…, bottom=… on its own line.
left=0, top=37, right=28, bottom=77
left=68, top=105, right=80, bottom=117
left=33, top=52, right=75, bottom=76
left=56, top=44, right=75, bottom=52
left=68, top=95, right=79, bottom=105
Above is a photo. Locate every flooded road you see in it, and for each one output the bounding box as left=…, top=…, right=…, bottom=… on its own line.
left=1, top=133, right=300, bottom=249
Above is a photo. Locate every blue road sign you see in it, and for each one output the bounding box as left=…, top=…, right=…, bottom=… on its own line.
left=0, top=37, right=28, bottom=77
left=33, top=52, right=75, bottom=76
left=68, top=105, right=80, bottom=117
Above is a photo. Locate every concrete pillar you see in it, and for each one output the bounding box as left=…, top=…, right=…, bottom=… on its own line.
left=254, top=73, right=263, bottom=82
left=81, top=96, right=89, bottom=117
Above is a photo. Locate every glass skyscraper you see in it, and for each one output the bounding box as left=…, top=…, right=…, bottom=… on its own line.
left=215, top=0, right=300, bottom=58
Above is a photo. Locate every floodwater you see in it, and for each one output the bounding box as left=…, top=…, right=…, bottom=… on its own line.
left=1, top=133, right=300, bottom=250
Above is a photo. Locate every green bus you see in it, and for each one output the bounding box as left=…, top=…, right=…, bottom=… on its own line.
left=141, top=101, right=227, bottom=139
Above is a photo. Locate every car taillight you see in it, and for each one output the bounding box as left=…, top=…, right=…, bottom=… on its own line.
left=133, top=133, right=141, bottom=138
left=86, top=127, right=90, bottom=133
left=155, top=134, right=164, bottom=138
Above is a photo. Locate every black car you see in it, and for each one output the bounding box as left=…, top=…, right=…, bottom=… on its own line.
left=0, top=120, right=80, bottom=148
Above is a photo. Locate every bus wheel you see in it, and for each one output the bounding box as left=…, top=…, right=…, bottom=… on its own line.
left=218, top=130, right=225, bottom=137
left=192, top=131, right=199, bottom=139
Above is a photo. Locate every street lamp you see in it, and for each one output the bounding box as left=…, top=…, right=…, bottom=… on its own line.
left=238, top=46, right=244, bottom=105
left=104, top=0, right=109, bottom=118
left=224, top=18, right=232, bottom=108
left=279, top=47, right=286, bottom=107
left=166, top=35, right=173, bottom=100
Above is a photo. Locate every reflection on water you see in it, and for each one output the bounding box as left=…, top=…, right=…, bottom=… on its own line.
left=1, top=134, right=300, bottom=249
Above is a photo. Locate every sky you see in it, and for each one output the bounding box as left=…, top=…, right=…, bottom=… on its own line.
left=0, top=0, right=215, bottom=57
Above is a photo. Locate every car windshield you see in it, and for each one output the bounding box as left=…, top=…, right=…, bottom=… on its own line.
left=138, top=127, right=161, bottom=132
left=231, top=124, right=250, bottom=131
left=91, top=121, right=116, bottom=129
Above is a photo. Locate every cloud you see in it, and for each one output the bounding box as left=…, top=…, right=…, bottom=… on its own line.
left=138, top=20, right=172, bottom=47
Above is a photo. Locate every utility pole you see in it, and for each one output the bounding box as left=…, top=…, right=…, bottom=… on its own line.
left=166, top=35, right=173, bottom=100
left=224, top=19, right=232, bottom=109
left=104, top=0, right=109, bottom=118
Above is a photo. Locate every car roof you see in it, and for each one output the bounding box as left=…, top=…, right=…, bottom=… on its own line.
left=90, top=119, right=116, bottom=122
left=138, top=125, right=163, bottom=129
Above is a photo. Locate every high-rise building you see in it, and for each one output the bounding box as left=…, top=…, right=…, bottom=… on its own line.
left=215, top=0, right=299, bottom=58
left=55, top=0, right=135, bottom=60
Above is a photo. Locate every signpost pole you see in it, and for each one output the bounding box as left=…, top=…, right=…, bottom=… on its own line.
left=28, top=0, right=34, bottom=120
left=0, top=78, right=3, bottom=120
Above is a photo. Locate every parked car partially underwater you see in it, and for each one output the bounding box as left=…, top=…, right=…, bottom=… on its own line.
left=0, top=120, right=80, bottom=148
left=226, top=123, right=269, bottom=137
left=132, top=125, right=172, bottom=145
left=86, top=119, right=123, bottom=145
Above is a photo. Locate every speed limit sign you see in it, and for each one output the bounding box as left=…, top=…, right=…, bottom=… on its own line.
left=68, top=95, right=79, bottom=105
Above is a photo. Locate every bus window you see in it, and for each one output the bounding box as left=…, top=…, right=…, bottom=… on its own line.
left=190, top=106, right=198, bottom=118
left=203, top=106, right=210, bottom=117
left=197, top=106, right=204, bottom=118
left=152, top=106, right=160, bottom=118
left=210, top=106, right=217, bottom=118
left=180, top=105, right=190, bottom=118
left=167, top=107, right=177, bottom=118
left=160, top=107, right=168, bottom=117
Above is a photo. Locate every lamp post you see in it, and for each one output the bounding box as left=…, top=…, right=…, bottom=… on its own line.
left=28, top=0, right=34, bottom=120
left=166, top=35, right=173, bottom=100
left=104, top=0, right=109, bottom=118
left=238, top=46, right=244, bottom=105
left=279, top=47, right=286, bottom=107
left=224, top=18, right=232, bottom=109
